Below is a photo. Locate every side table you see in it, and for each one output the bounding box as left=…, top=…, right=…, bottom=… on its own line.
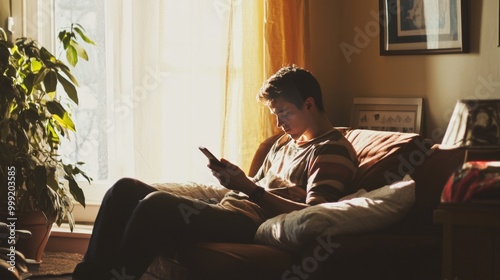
left=434, top=203, right=500, bottom=280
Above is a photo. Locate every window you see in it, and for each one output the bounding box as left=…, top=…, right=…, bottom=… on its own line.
left=25, top=0, right=245, bottom=215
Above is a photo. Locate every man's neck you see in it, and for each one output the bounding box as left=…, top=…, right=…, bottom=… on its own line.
left=297, top=115, right=334, bottom=142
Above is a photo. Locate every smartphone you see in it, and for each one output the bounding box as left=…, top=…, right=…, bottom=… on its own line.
left=198, top=146, right=225, bottom=167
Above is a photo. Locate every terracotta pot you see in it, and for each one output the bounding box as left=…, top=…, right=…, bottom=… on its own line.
left=16, top=211, right=54, bottom=263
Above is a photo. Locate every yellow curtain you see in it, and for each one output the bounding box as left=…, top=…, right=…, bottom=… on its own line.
left=221, top=0, right=266, bottom=173
left=221, top=0, right=310, bottom=173
left=265, top=0, right=310, bottom=74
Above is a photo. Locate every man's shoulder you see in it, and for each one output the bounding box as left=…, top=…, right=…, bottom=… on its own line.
left=314, top=129, right=350, bottom=146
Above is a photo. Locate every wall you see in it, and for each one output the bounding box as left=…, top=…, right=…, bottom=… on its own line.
left=0, top=0, right=9, bottom=31
left=309, top=0, right=344, bottom=124
left=0, top=0, right=23, bottom=40
left=318, top=0, right=500, bottom=141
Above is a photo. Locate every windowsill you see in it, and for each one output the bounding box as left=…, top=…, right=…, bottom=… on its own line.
left=47, top=223, right=92, bottom=254
left=50, top=223, right=93, bottom=238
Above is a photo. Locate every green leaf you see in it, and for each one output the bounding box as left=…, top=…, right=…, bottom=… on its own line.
left=66, top=211, right=75, bottom=232
left=46, top=168, right=59, bottom=192
left=46, top=121, right=60, bottom=146
left=56, top=73, right=78, bottom=104
left=73, top=26, right=97, bottom=45
left=64, top=164, right=86, bottom=207
left=55, top=61, right=79, bottom=86
left=29, top=58, right=43, bottom=73
left=68, top=178, right=85, bottom=207
left=70, top=39, right=89, bottom=61
left=72, top=165, right=93, bottom=184
left=40, top=47, right=57, bottom=64
left=62, top=32, right=72, bottom=50
left=57, top=30, right=66, bottom=43
left=66, top=45, right=78, bottom=67
left=52, top=111, right=76, bottom=132
left=46, top=101, right=67, bottom=118
left=33, top=67, right=49, bottom=87
left=43, top=70, right=57, bottom=93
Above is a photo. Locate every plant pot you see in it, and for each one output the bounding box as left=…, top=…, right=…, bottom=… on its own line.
left=15, top=211, right=54, bottom=263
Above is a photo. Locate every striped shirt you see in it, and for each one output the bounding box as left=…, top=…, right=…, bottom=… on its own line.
left=219, top=128, right=358, bottom=224
left=253, top=128, right=358, bottom=205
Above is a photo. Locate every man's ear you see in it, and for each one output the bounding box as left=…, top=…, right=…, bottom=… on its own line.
left=304, top=97, right=315, bottom=110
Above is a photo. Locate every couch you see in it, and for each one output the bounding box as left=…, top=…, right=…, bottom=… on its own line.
left=142, top=128, right=465, bottom=280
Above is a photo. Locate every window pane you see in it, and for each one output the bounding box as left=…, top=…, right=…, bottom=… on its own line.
left=54, top=0, right=108, bottom=181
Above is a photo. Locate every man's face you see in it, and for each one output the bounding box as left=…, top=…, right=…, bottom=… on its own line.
left=268, top=97, right=309, bottom=140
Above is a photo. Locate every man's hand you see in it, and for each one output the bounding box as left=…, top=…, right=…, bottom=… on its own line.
left=208, top=159, right=256, bottom=194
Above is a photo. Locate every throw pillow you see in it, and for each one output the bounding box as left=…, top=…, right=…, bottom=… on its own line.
left=253, top=175, right=415, bottom=251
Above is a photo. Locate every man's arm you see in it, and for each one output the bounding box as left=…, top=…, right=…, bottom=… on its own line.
left=209, top=159, right=308, bottom=217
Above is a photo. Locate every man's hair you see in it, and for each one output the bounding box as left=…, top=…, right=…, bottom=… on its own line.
left=257, top=65, right=325, bottom=112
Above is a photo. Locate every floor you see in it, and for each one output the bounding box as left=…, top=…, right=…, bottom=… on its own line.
left=25, top=276, right=72, bottom=280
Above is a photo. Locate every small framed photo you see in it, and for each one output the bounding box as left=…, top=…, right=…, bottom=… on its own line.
left=351, top=98, right=423, bottom=134
left=379, top=0, right=468, bottom=55
left=462, top=100, right=500, bottom=147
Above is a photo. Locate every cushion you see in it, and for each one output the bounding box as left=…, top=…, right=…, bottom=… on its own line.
left=253, top=175, right=415, bottom=251
left=344, top=129, right=426, bottom=191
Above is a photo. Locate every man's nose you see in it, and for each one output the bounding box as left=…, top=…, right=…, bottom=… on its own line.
left=276, top=116, right=284, bottom=127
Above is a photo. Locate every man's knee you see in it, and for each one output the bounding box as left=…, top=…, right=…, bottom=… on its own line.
left=105, top=177, right=151, bottom=202
left=141, top=191, right=183, bottom=210
left=139, top=192, right=206, bottom=223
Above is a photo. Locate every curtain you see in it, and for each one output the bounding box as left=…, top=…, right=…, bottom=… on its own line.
left=262, top=0, right=311, bottom=137
left=103, top=0, right=310, bottom=184
left=105, top=0, right=269, bottom=184
left=265, top=0, right=310, bottom=75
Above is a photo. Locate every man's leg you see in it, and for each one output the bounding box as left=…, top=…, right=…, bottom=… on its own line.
left=73, top=178, right=156, bottom=280
left=117, top=191, right=257, bottom=279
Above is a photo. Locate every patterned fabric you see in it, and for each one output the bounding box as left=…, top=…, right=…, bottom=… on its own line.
left=252, top=128, right=359, bottom=205
left=441, top=161, right=500, bottom=203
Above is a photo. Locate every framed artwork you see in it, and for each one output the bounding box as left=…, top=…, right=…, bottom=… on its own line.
left=379, top=0, right=468, bottom=55
left=351, top=98, right=423, bottom=134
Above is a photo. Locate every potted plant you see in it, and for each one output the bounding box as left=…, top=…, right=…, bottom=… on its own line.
left=0, top=24, right=94, bottom=262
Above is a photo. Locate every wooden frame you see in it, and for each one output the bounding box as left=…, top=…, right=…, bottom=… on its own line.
left=379, top=0, right=468, bottom=55
left=351, top=98, right=423, bottom=134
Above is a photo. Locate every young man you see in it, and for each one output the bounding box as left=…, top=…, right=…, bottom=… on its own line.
left=72, top=66, right=358, bottom=280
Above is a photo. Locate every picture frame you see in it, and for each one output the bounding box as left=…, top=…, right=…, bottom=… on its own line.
left=351, top=98, right=423, bottom=134
left=459, top=100, right=500, bottom=148
left=379, top=0, right=468, bottom=55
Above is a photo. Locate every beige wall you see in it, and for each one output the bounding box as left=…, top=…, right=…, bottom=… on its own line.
left=0, top=0, right=9, bottom=31
left=0, top=0, right=22, bottom=39
left=310, top=0, right=500, bottom=141
left=309, top=0, right=344, bottom=124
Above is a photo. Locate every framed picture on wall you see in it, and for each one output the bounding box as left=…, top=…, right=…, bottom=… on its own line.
left=379, top=0, right=469, bottom=55
left=351, top=98, right=423, bottom=134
